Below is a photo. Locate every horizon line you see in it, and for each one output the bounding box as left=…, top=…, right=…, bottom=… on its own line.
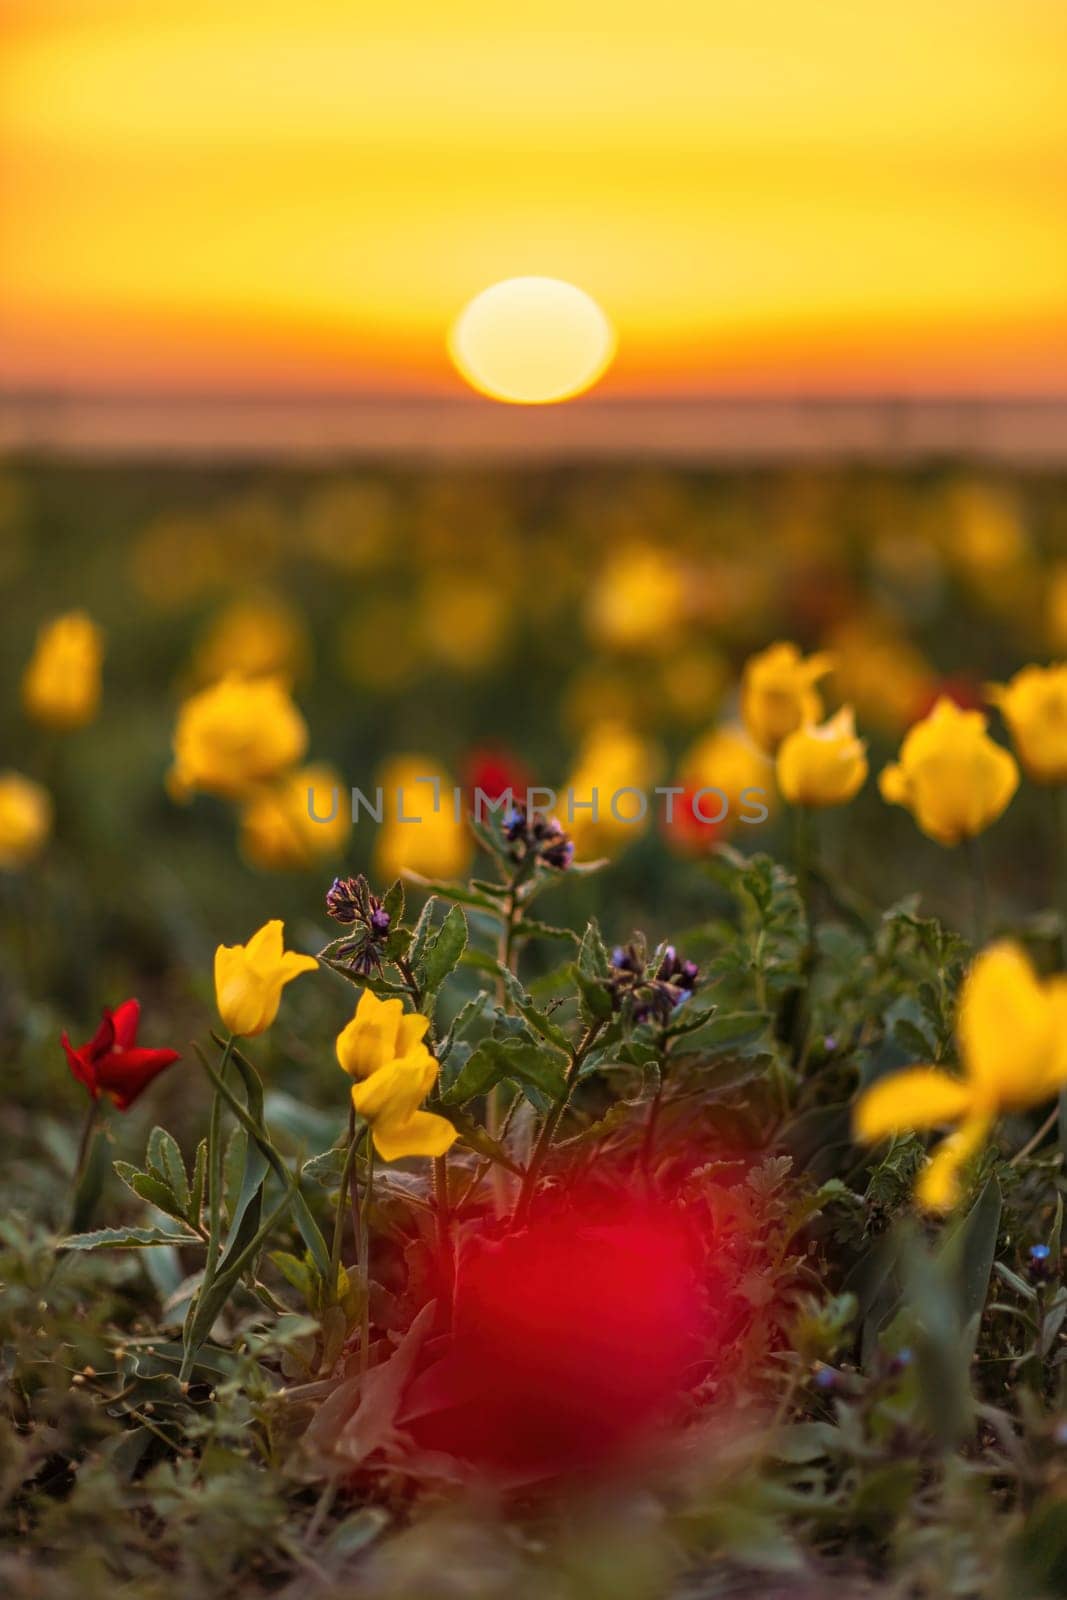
left=3, top=389, right=1067, bottom=465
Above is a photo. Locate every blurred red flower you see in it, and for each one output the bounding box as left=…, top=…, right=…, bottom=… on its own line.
left=461, top=745, right=531, bottom=808
left=400, top=1198, right=704, bottom=1481
left=62, top=999, right=180, bottom=1110
left=911, top=674, right=986, bottom=722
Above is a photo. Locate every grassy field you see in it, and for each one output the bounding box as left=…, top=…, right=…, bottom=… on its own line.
left=3, top=457, right=1067, bottom=1599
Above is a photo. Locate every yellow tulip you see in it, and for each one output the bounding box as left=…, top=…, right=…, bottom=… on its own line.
left=372, top=755, right=472, bottom=882
left=826, top=617, right=934, bottom=734
left=585, top=545, right=686, bottom=651
left=564, top=721, right=661, bottom=858
left=988, top=663, right=1067, bottom=786
left=740, top=642, right=834, bottom=754
left=854, top=943, right=1067, bottom=1209
left=239, top=764, right=349, bottom=871
left=677, top=723, right=776, bottom=833
left=169, top=675, right=308, bottom=801
left=0, top=771, right=52, bottom=869
left=336, top=990, right=430, bottom=1080
left=777, top=708, right=868, bottom=809
left=189, top=595, right=310, bottom=687
left=418, top=572, right=508, bottom=674
left=214, top=919, right=317, bottom=1036
left=22, top=612, right=104, bottom=730
left=879, top=697, right=1018, bottom=846
left=351, top=1053, right=458, bottom=1162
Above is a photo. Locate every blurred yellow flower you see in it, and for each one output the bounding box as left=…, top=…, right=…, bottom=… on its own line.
left=677, top=723, right=775, bottom=835
left=336, top=599, right=426, bottom=692
left=130, top=513, right=227, bottom=611
left=189, top=596, right=310, bottom=688
left=0, top=771, right=52, bottom=870
left=372, top=755, right=472, bottom=882
left=564, top=722, right=661, bottom=857
left=336, top=990, right=430, bottom=1080
left=988, top=664, right=1067, bottom=786
left=419, top=572, right=508, bottom=674
left=585, top=546, right=686, bottom=651
left=740, top=641, right=834, bottom=754
left=1046, top=565, right=1067, bottom=652
left=854, top=943, right=1067, bottom=1209
left=168, top=675, right=308, bottom=801
left=827, top=618, right=934, bottom=734
left=653, top=645, right=731, bottom=725
left=299, top=479, right=393, bottom=571
left=777, top=708, right=868, bottom=809
left=879, top=697, right=1018, bottom=846
left=941, top=481, right=1028, bottom=578
left=239, top=764, right=350, bottom=871
left=214, top=918, right=317, bottom=1037
left=351, top=1050, right=458, bottom=1162
left=22, top=612, right=104, bottom=730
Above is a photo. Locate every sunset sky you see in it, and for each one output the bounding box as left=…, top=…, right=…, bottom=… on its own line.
left=3, top=0, right=1066, bottom=397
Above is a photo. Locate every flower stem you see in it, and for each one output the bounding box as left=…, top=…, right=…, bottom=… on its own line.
left=964, top=834, right=989, bottom=945
left=203, top=1034, right=235, bottom=1291
left=359, top=1128, right=374, bottom=1380
left=66, top=1097, right=101, bottom=1232
left=515, top=1020, right=604, bottom=1225
left=329, top=1102, right=363, bottom=1294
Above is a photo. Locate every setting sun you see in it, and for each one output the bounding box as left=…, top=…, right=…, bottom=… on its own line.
left=449, top=278, right=616, bottom=404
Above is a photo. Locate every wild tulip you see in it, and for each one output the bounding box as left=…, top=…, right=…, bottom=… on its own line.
left=336, top=990, right=454, bottom=1161
left=350, top=1051, right=458, bottom=1162
left=670, top=722, right=775, bottom=850
left=335, top=990, right=431, bottom=1079
left=214, top=919, right=317, bottom=1037
left=168, top=674, right=308, bottom=801
left=879, top=697, right=1018, bottom=845
left=740, top=641, right=834, bottom=754
left=563, top=721, right=660, bottom=857
left=22, top=611, right=104, bottom=730
left=854, top=942, right=1067, bottom=1209
left=239, top=763, right=350, bottom=871
left=988, top=663, right=1067, bottom=785
left=776, top=707, right=868, bottom=808
left=63, top=999, right=180, bottom=1110
left=372, top=754, right=472, bottom=881
left=0, top=771, right=52, bottom=869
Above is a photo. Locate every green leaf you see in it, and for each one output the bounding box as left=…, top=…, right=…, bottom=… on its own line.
left=407, top=877, right=505, bottom=917
left=437, top=992, right=487, bottom=1062
left=500, top=968, right=571, bottom=1051
left=113, top=1161, right=186, bottom=1222
left=381, top=877, right=405, bottom=928
left=189, top=1138, right=207, bottom=1226
left=513, top=919, right=580, bottom=946
left=60, top=1225, right=202, bottom=1251
left=938, top=1175, right=1002, bottom=1360
left=441, top=1036, right=567, bottom=1106
left=301, top=1145, right=350, bottom=1188
left=418, top=903, right=468, bottom=996
left=437, top=1107, right=524, bottom=1173
left=147, top=1127, right=189, bottom=1214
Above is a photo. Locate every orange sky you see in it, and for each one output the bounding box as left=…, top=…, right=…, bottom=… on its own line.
left=2, top=0, right=1067, bottom=396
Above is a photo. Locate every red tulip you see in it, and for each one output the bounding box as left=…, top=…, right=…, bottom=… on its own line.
left=400, top=1197, right=705, bottom=1481
left=62, top=999, right=180, bottom=1110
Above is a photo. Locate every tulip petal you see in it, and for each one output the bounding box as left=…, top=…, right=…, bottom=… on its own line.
left=915, top=1116, right=991, bottom=1211
left=371, top=1109, right=459, bottom=1162
left=957, top=942, right=1058, bottom=1106
left=853, top=1068, right=974, bottom=1141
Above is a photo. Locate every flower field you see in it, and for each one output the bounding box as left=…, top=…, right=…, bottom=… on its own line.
left=4, top=458, right=1067, bottom=1599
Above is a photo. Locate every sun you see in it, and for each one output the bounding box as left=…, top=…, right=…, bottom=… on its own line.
left=448, top=277, right=616, bottom=404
